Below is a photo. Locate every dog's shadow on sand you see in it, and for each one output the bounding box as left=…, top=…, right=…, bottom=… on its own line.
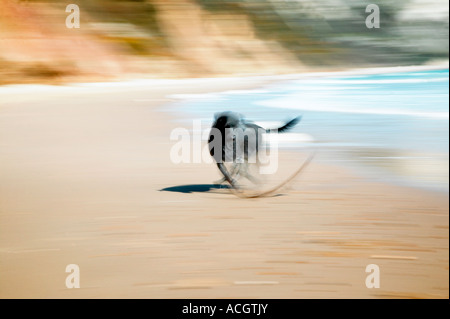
left=159, top=184, right=231, bottom=194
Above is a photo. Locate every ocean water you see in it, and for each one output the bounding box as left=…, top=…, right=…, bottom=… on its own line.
left=169, top=68, right=449, bottom=191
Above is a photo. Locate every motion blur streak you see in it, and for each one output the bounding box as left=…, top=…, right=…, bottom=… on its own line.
left=0, top=0, right=448, bottom=299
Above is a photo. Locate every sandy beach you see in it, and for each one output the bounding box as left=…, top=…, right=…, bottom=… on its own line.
left=0, top=76, right=448, bottom=299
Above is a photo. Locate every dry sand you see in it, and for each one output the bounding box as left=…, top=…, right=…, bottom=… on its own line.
left=0, top=78, right=448, bottom=299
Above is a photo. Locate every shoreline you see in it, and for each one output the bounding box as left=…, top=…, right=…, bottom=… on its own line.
left=157, top=65, right=448, bottom=195
left=1, top=63, right=447, bottom=195
left=1, top=61, right=448, bottom=91
left=263, top=146, right=450, bottom=195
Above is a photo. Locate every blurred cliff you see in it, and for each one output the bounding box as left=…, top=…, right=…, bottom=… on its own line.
left=0, top=0, right=448, bottom=84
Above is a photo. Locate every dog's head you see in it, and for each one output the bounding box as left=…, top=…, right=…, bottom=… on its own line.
left=212, top=111, right=243, bottom=130
left=209, top=111, right=244, bottom=161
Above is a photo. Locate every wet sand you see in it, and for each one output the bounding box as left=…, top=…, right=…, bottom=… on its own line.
left=0, top=78, right=448, bottom=298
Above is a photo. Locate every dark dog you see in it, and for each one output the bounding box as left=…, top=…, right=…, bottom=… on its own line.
left=208, top=111, right=300, bottom=186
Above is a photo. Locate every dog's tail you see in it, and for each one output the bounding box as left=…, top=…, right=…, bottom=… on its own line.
left=266, top=116, right=301, bottom=134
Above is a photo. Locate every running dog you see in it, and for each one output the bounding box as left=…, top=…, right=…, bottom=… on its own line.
left=208, top=111, right=300, bottom=186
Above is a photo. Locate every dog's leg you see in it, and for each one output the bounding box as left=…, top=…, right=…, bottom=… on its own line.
left=217, top=163, right=237, bottom=186
left=214, top=163, right=239, bottom=184
left=231, top=162, right=241, bottom=178
left=240, top=161, right=260, bottom=185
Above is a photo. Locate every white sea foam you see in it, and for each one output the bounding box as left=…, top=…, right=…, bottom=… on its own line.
left=168, top=93, right=224, bottom=100
left=221, top=89, right=269, bottom=95
left=289, top=77, right=448, bottom=85
left=256, top=100, right=449, bottom=119
left=264, top=132, right=315, bottom=144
